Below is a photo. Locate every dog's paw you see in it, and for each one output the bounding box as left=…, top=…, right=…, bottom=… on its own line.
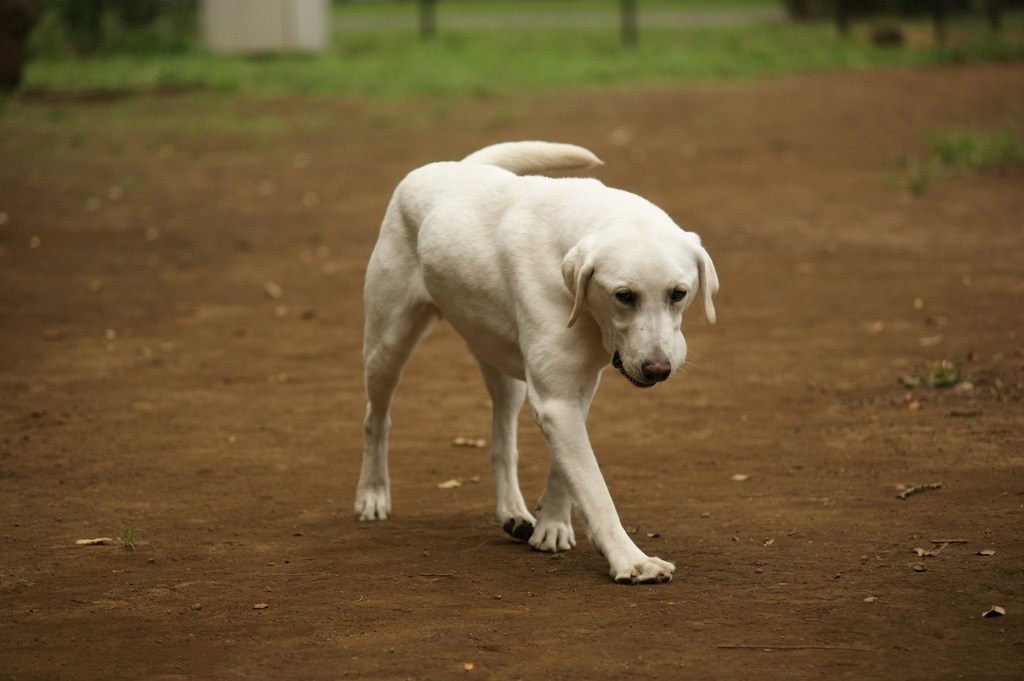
left=354, top=487, right=390, bottom=521
left=528, top=518, right=576, bottom=553
left=502, top=516, right=535, bottom=542
left=610, top=556, right=675, bottom=585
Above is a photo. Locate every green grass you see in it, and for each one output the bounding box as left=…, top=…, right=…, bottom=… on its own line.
left=18, top=4, right=1024, bottom=99
left=929, top=127, right=1024, bottom=173
left=889, top=126, right=1024, bottom=194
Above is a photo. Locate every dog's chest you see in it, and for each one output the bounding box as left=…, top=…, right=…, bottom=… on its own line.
left=420, top=259, right=526, bottom=378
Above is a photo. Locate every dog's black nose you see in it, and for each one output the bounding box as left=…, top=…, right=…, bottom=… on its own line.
left=641, top=359, right=671, bottom=383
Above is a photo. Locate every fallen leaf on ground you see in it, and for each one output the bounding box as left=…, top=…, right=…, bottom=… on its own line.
left=913, top=543, right=948, bottom=558
left=982, top=605, right=1005, bottom=618
left=253, top=603, right=269, bottom=610
left=904, top=394, right=922, bottom=411
left=75, top=537, right=114, bottom=546
left=452, top=437, right=487, bottom=448
left=437, top=479, right=463, bottom=489
left=263, top=281, right=284, bottom=299
left=730, top=474, right=750, bottom=482
left=976, top=549, right=996, bottom=556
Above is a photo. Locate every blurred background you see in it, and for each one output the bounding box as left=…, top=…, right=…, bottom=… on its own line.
left=3, top=0, right=1023, bottom=95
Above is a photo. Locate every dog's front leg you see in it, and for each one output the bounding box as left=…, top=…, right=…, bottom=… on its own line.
left=526, top=384, right=675, bottom=584
left=529, top=466, right=576, bottom=553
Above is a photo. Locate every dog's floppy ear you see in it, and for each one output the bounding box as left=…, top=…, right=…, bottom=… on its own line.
left=696, top=245, right=719, bottom=324
left=562, top=241, right=596, bottom=328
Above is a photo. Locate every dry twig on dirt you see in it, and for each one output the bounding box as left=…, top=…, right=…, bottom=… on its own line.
left=896, top=482, right=943, bottom=500
left=717, top=644, right=873, bottom=652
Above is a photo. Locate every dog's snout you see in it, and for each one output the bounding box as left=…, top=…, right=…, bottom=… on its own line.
left=641, top=359, right=671, bottom=383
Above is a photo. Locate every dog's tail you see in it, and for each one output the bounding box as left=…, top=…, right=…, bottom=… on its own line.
left=461, top=141, right=603, bottom=176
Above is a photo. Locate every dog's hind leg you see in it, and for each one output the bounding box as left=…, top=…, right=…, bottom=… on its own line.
left=356, top=259, right=435, bottom=521
left=476, top=361, right=536, bottom=541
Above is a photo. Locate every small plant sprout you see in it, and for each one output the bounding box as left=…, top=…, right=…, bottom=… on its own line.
left=118, top=528, right=138, bottom=551
left=887, top=153, right=937, bottom=196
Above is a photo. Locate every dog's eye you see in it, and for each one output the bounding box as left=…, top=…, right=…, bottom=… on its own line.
left=670, top=289, right=687, bottom=303
left=615, top=290, right=637, bottom=306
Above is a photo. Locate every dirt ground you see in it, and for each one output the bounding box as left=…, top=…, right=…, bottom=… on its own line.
left=1, top=64, right=1022, bottom=680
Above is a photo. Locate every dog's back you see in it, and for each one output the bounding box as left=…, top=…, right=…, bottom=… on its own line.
left=378, top=142, right=603, bottom=257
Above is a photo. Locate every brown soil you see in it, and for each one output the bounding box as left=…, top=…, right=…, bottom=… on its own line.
left=1, top=64, right=1022, bottom=680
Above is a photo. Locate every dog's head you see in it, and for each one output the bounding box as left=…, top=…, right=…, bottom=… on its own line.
left=561, top=225, right=718, bottom=388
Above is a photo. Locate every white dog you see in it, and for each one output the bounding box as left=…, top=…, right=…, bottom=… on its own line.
left=355, top=141, right=718, bottom=584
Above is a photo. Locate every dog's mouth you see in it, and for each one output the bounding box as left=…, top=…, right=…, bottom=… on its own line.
left=612, top=351, right=656, bottom=389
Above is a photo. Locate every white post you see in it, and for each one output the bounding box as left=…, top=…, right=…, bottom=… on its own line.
left=201, top=0, right=329, bottom=55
